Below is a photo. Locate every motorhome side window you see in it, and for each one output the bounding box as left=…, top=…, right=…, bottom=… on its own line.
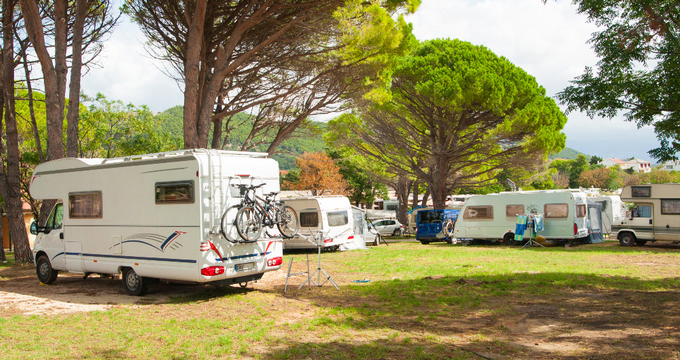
left=506, top=205, right=524, bottom=217
left=544, top=203, right=568, bottom=218
left=631, top=186, right=651, bottom=197
left=155, top=181, right=194, bottom=204
left=464, top=206, right=493, bottom=219
left=300, top=212, right=319, bottom=227
left=327, top=211, right=348, bottom=226
left=661, top=199, right=680, bottom=215
left=69, top=191, right=102, bottom=219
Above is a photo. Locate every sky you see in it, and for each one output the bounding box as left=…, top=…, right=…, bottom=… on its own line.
left=80, top=0, right=661, bottom=162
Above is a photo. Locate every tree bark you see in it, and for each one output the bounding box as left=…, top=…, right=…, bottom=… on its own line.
left=19, top=0, right=66, bottom=160
left=66, top=0, right=88, bottom=157
left=2, top=0, right=32, bottom=263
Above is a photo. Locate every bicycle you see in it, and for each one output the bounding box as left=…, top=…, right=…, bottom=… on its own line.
left=220, top=183, right=299, bottom=243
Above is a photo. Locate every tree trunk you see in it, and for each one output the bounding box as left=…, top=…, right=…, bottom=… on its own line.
left=2, top=0, right=32, bottom=263
left=21, top=48, right=44, bottom=161
left=182, top=0, right=207, bottom=149
left=20, top=0, right=66, bottom=160
left=411, top=182, right=419, bottom=208
left=66, top=0, right=88, bottom=157
left=395, top=175, right=410, bottom=227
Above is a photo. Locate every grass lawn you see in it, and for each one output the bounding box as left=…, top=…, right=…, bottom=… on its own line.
left=1, top=241, right=679, bottom=359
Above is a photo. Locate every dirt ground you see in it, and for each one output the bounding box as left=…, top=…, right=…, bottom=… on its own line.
left=0, top=264, right=289, bottom=317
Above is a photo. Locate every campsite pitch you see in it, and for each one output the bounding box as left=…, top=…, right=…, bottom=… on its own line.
left=1, top=241, right=679, bottom=359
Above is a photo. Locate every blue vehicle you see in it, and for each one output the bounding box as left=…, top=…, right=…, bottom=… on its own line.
left=416, top=209, right=460, bottom=244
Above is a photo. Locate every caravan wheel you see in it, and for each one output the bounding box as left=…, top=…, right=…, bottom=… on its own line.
left=122, top=268, right=147, bottom=296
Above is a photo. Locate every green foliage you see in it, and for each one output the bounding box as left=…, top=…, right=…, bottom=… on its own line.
left=558, top=0, right=680, bottom=161
left=79, top=93, right=182, bottom=158
left=549, top=154, right=589, bottom=188
left=154, top=107, right=325, bottom=170
left=549, top=147, right=591, bottom=160
left=326, top=147, right=388, bottom=206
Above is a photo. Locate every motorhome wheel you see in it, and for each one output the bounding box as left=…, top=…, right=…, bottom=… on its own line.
left=36, top=255, right=58, bottom=284
left=503, top=233, right=515, bottom=246
left=122, top=268, right=147, bottom=296
left=618, top=233, right=636, bottom=247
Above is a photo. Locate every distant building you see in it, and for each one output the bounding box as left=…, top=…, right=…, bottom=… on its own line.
left=600, top=158, right=652, bottom=173
left=662, top=160, right=680, bottom=172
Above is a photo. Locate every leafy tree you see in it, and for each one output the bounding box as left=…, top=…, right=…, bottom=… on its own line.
left=549, top=154, right=589, bottom=188
left=125, top=0, right=418, bottom=150
left=78, top=93, right=182, bottom=158
left=330, top=39, right=566, bottom=209
left=327, top=148, right=387, bottom=208
left=589, top=155, right=603, bottom=166
left=557, top=0, right=680, bottom=161
left=285, top=152, right=347, bottom=196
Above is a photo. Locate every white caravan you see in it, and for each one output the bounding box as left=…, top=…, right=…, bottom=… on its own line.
left=453, top=190, right=591, bottom=244
left=614, top=184, right=680, bottom=246
left=281, top=196, right=355, bottom=251
left=30, top=149, right=284, bottom=295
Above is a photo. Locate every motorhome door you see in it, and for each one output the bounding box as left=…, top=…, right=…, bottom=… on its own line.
left=36, top=203, right=67, bottom=270
left=626, top=203, right=654, bottom=239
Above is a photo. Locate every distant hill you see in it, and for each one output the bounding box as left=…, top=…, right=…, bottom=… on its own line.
left=550, top=147, right=591, bottom=160
left=156, top=107, right=324, bottom=170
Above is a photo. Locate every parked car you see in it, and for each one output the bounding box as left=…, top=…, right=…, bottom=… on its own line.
left=371, top=218, right=405, bottom=237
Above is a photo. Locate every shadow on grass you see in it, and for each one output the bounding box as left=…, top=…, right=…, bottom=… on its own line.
left=269, top=272, right=680, bottom=359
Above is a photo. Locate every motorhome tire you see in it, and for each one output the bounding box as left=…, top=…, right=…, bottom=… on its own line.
left=36, top=255, right=58, bottom=284
left=619, top=232, right=636, bottom=247
left=122, top=268, right=147, bottom=296
left=277, top=205, right=299, bottom=238
left=235, top=206, right=263, bottom=242
left=220, top=205, right=241, bottom=243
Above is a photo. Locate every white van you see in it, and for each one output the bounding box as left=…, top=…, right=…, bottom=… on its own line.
left=453, top=190, right=591, bottom=244
left=281, top=196, right=355, bottom=251
left=614, top=184, right=680, bottom=246
left=29, top=149, right=284, bottom=295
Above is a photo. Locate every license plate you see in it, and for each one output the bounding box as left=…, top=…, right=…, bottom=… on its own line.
left=235, top=262, right=255, bottom=272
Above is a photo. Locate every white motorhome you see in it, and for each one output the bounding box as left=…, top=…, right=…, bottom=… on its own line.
left=613, top=184, right=680, bottom=246
left=281, top=196, right=355, bottom=251
left=29, top=149, right=284, bottom=295
left=453, top=190, right=591, bottom=245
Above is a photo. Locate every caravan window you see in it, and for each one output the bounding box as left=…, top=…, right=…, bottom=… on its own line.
left=505, top=205, right=524, bottom=217
left=464, top=206, right=493, bottom=219
left=69, top=191, right=103, bottom=219
left=327, top=211, right=349, bottom=227
left=544, top=203, right=568, bottom=218
left=47, top=203, right=64, bottom=229
left=300, top=212, right=319, bottom=227
left=575, top=204, right=587, bottom=218
left=155, top=181, right=194, bottom=204
left=661, top=200, right=680, bottom=215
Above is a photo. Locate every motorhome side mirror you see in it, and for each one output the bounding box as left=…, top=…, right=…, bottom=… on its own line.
left=30, top=221, right=38, bottom=235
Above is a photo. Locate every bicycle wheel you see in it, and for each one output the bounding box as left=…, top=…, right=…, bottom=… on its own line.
left=277, top=205, right=299, bottom=238
left=235, top=206, right=263, bottom=242
left=220, top=205, right=241, bottom=243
